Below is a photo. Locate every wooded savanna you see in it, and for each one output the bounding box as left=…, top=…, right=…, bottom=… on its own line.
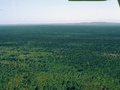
left=0, top=24, right=120, bottom=90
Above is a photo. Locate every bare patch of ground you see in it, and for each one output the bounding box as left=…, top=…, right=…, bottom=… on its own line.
left=103, top=53, right=119, bottom=57
left=0, top=61, right=27, bottom=66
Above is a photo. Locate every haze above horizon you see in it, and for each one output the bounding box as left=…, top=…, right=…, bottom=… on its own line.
left=0, top=0, right=120, bottom=24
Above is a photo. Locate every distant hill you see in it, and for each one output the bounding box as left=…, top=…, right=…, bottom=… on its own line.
left=77, top=22, right=120, bottom=25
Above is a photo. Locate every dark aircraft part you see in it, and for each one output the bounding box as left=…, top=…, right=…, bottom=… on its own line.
left=68, top=0, right=120, bottom=7
left=118, top=0, right=120, bottom=6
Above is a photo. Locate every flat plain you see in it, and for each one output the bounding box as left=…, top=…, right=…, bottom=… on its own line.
left=0, top=24, right=120, bottom=90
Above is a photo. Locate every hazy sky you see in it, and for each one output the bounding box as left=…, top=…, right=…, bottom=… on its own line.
left=0, top=0, right=120, bottom=24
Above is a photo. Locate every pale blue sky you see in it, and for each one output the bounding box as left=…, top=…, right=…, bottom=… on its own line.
left=0, top=0, right=120, bottom=24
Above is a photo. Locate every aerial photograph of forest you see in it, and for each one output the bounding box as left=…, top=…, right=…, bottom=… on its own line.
left=0, top=0, right=120, bottom=89
left=0, top=24, right=120, bottom=90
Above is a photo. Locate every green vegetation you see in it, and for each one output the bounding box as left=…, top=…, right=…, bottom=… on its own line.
left=0, top=24, right=120, bottom=90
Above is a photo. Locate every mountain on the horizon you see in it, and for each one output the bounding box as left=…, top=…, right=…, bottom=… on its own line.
left=77, top=22, right=120, bottom=25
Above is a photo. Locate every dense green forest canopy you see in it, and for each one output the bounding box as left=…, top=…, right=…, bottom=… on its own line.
left=0, top=24, right=120, bottom=90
